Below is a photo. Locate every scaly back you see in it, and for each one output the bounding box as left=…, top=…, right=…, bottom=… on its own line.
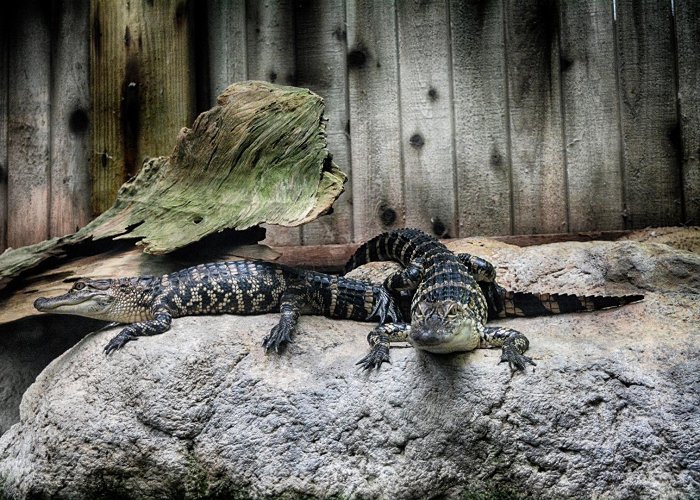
left=346, top=229, right=486, bottom=321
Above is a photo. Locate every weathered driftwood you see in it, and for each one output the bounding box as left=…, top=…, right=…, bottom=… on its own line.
left=0, top=81, right=346, bottom=293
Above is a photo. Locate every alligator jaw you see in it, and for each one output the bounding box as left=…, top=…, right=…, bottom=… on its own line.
left=34, top=294, right=96, bottom=313
left=409, top=317, right=480, bottom=353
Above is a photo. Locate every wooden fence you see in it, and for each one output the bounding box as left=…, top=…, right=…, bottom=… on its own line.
left=1, top=0, right=698, bottom=252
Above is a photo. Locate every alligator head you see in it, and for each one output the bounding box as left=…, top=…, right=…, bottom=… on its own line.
left=34, top=277, right=154, bottom=323
left=408, top=300, right=480, bottom=353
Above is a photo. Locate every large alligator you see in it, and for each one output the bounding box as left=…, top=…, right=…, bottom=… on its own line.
left=345, top=228, right=644, bottom=371
left=34, top=260, right=401, bottom=355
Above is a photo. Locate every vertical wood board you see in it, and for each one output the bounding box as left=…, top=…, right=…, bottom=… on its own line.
left=559, top=0, right=624, bottom=231
left=450, top=0, right=512, bottom=237
left=674, top=0, right=700, bottom=224
left=397, top=0, right=456, bottom=238
left=0, top=10, right=8, bottom=251
left=207, top=0, right=247, bottom=101
left=294, top=0, right=353, bottom=245
left=7, top=0, right=51, bottom=248
left=616, top=0, right=681, bottom=227
left=245, top=0, right=301, bottom=246
left=505, top=0, right=567, bottom=234
left=90, top=0, right=196, bottom=215
left=50, top=0, right=91, bottom=237
left=346, top=0, right=404, bottom=241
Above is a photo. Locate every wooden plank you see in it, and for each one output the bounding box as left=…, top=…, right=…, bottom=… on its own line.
left=559, top=0, right=624, bottom=231
left=615, top=0, right=681, bottom=228
left=675, top=0, right=700, bottom=225
left=245, top=0, right=301, bottom=246
left=504, top=0, right=567, bottom=234
left=207, top=0, right=247, bottom=101
left=293, top=0, right=353, bottom=245
left=90, top=0, right=196, bottom=215
left=271, top=230, right=637, bottom=271
left=450, top=0, right=511, bottom=237
left=346, top=0, right=404, bottom=242
left=396, top=0, right=455, bottom=238
left=7, top=0, right=51, bottom=248
left=0, top=9, right=8, bottom=251
left=50, top=0, right=91, bottom=237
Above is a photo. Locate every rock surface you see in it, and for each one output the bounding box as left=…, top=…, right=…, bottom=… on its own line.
left=1, top=239, right=699, bottom=498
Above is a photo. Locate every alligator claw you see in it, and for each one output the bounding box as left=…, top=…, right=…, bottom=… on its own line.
left=499, top=346, right=536, bottom=371
left=356, top=344, right=390, bottom=370
left=104, top=330, right=137, bottom=355
left=263, top=319, right=295, bottom=353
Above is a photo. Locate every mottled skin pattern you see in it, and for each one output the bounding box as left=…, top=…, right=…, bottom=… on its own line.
left=346, top=228, right=535, bottom=371
left=34, top=261, right=401, bottom=355
left=345, top=228, right=643, bottom=371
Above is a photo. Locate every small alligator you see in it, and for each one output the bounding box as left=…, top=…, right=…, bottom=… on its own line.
left=345, top=228, right=644, bottom=371
left=34, top=260, right=401, bottom=355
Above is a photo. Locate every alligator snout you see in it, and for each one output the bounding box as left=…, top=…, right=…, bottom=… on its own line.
left=34, top=297, right=50, bottom=311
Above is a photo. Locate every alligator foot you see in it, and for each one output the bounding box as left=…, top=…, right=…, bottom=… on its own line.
left=356, top=344, right=390, bottom=370
left=499, top=345, right=536, bottom=371
left=263, top=317, right=296, bottom=353
left=104, top=330, right=137, bottom=355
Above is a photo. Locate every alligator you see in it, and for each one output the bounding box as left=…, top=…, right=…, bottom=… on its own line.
left=345, top=228, right=644, bottom=371
left=34, top=260, right=401, bottom=355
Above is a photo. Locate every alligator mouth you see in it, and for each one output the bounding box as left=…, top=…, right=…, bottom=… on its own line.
left=409, top=327, right=452, bottom=348
left=409, top=320, right=480, bottom=353
left=34, top=295, right=93, bottom=312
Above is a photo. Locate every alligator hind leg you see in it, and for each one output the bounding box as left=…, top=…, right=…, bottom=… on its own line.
left=356, top=322, right=410, bottom=370
left=104, top=310, right=173, bottom=355
left=383, top=258, right=425, bottom=293
left=480, top=325, right=536, bottom=371
left=456, top=253, right=506, bottom=319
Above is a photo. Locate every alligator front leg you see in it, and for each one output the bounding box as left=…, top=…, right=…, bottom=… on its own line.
left=263, top=286, right=307, bottom=353
left=356, top=322, right=410, bottom=370
left=480, top=325, right=536, bottom=371
left=104, top=310, right=173, bottom=355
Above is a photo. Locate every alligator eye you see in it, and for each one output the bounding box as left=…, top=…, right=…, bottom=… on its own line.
left=73, top=282, right=86, bottom=291
left=446, top=304, right=460, bottom=318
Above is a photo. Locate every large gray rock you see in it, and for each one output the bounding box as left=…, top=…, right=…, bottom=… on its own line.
left=1, top=239, right=699, bottom=498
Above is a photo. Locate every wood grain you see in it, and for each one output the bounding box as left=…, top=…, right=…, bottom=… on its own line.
left=346, top=0, right=404, bottom=242
left=207, top=0, right=247, bottom=100
left=50, top=0, right=91, bottom=238
left=504, top=0, right=567, bottom=234
left=90, top=0, right=196, bottom=215
left=294, top=0, right=353, bottom=245
left=450, top=0, right=512, bottom=237
left=245, top=0, right=301, bottom=246
left=7, top=0, right=51, bottom=248
left=559, top=0, right=624, bottom=231
left=674, top=0, right=700, bottom=225
left=396, top=0, right=456, bottom=238
left=615, top=0, right=681, bottom=228
left=0, top=9, right=8, bottom=251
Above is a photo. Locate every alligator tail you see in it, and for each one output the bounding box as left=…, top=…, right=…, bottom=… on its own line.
left=497, top=291, right=644, bottom=318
